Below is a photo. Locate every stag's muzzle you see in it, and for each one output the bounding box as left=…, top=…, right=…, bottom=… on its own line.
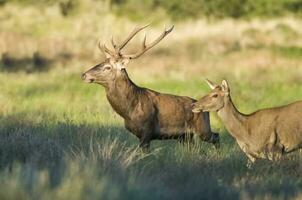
left=81, top=73, right=94, bottom=83
left=81, top=73, right=86, bottom=80
left=192, top=103, right=202, bottom=113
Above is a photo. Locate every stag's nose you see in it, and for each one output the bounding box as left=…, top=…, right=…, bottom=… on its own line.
left=81, top=73, right=86, bottom=80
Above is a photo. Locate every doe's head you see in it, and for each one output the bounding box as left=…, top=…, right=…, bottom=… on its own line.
left=81, top=24, right=174, bottom=86
left=192, top=79, right=230, bottom=113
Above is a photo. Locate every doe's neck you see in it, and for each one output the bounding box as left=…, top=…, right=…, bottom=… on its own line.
left=217, top=95, right=248, bottom=139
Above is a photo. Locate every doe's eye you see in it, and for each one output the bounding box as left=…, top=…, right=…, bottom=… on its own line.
left=212, top=94, right=218, bottom=98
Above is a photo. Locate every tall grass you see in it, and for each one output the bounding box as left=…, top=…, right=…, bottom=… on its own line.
left=0, top=2, right=302, bottom=200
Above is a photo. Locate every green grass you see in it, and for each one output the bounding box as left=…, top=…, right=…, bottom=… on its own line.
left=1, top=3, right=302, bottom=198
left=0, top=65, right=302, bottom=199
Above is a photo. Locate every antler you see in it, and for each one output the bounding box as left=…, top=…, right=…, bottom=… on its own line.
left=98, top=24, right=174, bottom=60
left=122, top=25, right=174, bottom=59
left=117, top=24, right=150, bottom=52
left=98, top=41, right=114, bottom=57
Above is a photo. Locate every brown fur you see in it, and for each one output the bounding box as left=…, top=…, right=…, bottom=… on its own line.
left=81, top=25, right=219, bottom=151
left=193, top=79, right=302, bottom=167
left=82, top=66, right=219, bottom=151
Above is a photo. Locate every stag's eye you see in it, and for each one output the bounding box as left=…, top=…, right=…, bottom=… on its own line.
left=103, top=65, right=111, bottom=71
left=212, top=94, right=218, bottom=98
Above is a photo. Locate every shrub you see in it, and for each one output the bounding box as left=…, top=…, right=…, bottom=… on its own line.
left=2, top=0, right=302, bottom=19
left=112, top=0, right=302, bottom=20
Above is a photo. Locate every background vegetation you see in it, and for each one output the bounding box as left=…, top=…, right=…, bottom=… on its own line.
left=0, top=0, right=302, bottom=199
left=2, top=0, right=302, bottom=20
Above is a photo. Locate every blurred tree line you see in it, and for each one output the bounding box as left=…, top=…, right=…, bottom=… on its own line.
left=1, top=0, right=301, bottom=19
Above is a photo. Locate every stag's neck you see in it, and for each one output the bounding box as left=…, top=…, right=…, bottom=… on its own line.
left=217, top=96, right=249, bottom=140
left=105, top=70, right=143, bottom=120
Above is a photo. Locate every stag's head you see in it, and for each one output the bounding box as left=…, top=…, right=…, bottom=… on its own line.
left=192, top=79, right=230, bottom=113
left=81, top=25, right=174, bottom=86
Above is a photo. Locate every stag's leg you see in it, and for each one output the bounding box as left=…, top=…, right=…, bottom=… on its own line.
left=194, top=112, right=220, bottom=149
left=196, top=131, right=220, bottom=149
left=139, top=140, right=150, bottom=153
left=210, top=132, right=220, bottom=149
left=124, top=120, right=153, bottom=153
left=194, top=130, right=220, bottom=149
left=138, top=131, right=153, bottom=153
left=178, top=135, right=185, bottom=144
left=178, top=133, right=194, bottom=144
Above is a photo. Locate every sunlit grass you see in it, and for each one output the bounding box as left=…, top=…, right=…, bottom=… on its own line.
left=0, top=61, right=302, bottom=199
left=0, top=2, right=302, bottom=199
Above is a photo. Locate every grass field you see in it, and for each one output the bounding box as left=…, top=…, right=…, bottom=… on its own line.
left=1, top=2, right=302, bottom=200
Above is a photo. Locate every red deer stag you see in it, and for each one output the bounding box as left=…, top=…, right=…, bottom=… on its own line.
left=81, top=25, right=219, bottom=151
left=192, top=79, right=302, bottom=168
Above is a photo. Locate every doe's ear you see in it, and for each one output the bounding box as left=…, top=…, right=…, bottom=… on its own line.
left=221, top=80, right=230, bottom=94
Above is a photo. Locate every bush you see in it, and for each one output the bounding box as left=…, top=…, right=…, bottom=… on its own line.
left=8, top=0, right=62, bottom=6
left=110, top=0, right=163, bottom=21
left=59, top=0, right=80, bottom=17
left=112, top=0, right=302, bottom=20
left=2, top=0, right=302, bottom=20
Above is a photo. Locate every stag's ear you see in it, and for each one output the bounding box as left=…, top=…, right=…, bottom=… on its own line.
left=205, top=79, right=217, bottom=90
left=121, top=58, right=130, bottom=66
left=117, top=58, right=130, bottom=70
left=221, top=80, right=230, bottom=94
left=110, top=58, right=130, bottom=70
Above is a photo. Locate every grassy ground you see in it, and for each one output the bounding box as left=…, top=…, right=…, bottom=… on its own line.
left=1, top=2, right=302, bottom=200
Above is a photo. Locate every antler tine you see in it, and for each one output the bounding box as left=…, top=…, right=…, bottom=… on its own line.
left=98, top=40, right=115, bottom=57
left=142, top=34, right=147, bottom=49
left=111, top=36, right=117, bottom=50
left=123, top=25, right=174, bottom=60
left=118, top=24, right=150, bottom=51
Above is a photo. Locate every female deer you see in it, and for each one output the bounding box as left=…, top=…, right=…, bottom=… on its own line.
left=192, top=79, right=302, bottom=167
